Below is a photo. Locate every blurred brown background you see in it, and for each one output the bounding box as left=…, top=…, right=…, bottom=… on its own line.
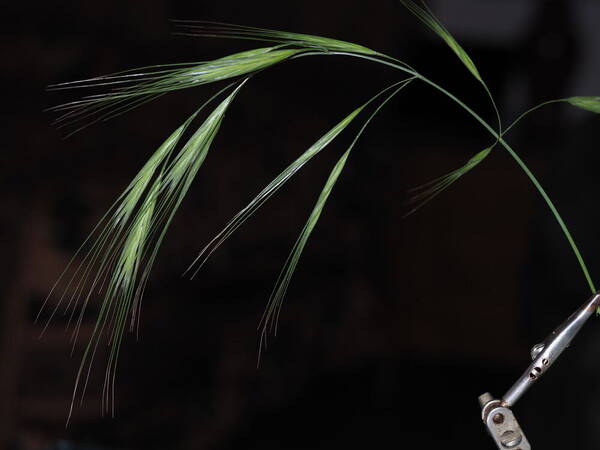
left=2, top=0, right=600, bottom=448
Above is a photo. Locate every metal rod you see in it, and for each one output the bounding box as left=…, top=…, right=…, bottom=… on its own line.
left=502, top=292, right=600, bottom=407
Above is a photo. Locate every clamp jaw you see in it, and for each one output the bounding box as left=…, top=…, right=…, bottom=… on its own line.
left=479, top=292, right=600, bottom=449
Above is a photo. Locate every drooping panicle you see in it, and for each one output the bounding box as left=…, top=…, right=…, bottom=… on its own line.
left=42, top=82, right=246, bottom=422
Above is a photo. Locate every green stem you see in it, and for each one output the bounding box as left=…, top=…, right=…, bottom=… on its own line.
left=414, top=75, right=596, bottom=294
left=501, top=140, right=596, bottom=293
left=325, top=51, right=596, bottom=293
left=502, top=99, right=568, bottom=137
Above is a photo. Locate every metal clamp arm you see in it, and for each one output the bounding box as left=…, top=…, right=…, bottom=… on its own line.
left=502, top=292, right=600, bottom=407
left=479, top=292, right=600, bottom=449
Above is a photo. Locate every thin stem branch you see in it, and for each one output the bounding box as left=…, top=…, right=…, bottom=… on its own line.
left=414, top=75, right=596, bottom=294
left=502, top=99, right=568, bottom=137
left=321, top=51, right=596, bottom=293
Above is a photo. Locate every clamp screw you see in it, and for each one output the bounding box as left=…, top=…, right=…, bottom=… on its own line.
left=500, top=430, right=523, bottom=448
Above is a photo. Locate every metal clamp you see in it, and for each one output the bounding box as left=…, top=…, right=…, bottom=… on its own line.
left=479, top=292, right=600, bottom=449
left=479, top=393, right=530, bottom=449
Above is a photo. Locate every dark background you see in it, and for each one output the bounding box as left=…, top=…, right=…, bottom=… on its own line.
left=2, top=0, right=600, bottom=449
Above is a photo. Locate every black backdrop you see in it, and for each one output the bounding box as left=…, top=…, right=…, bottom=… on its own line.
left=3, top=0, right=600, bottom=449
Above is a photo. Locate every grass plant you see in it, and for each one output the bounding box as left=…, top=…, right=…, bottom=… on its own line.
left=44, top=0, right=600, bottom=420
